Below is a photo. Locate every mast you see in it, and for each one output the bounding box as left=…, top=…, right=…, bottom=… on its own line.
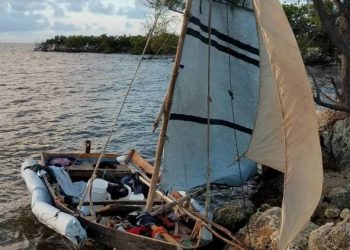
left=145, top=0, right=192, bottom=212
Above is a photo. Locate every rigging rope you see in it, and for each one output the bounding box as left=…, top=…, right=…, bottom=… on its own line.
left=77, top=1, right=167, bottom=215
left=224, top=1, right=252, bottom=247
left=205, top=0, right=214, bottom=218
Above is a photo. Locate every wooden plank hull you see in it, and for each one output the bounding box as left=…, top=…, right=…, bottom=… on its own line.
left=81, top=217, right=179, bottom=250
left=53, top=198, right=182, bottom=249
left=41, top=151, right=186, bottom=249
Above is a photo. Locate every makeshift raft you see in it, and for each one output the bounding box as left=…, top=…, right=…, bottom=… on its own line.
left=21, top=150, right=244, bottom=249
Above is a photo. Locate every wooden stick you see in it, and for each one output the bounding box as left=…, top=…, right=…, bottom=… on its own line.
left=151, top=194, right=192, bottom=216
left=139, top=176, right=246, bottom=249
left=168, top=194, right=246, bottom=248
left=177, top=205, right=246, bottom=250
left=152, top=102, right=165, bottom=132
left=145, top=0, right=193, bottom=213
left=73, top=200, right=164, bottom=207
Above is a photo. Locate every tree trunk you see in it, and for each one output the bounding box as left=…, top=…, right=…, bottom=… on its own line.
left=312, top=0, right=350, bottom=109
left=340, top=11, right=350, bottom=107
left=342, top=54, right=350, bottom=106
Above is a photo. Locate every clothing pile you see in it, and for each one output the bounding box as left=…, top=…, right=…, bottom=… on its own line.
left=102, top=211, right=184, bottom=243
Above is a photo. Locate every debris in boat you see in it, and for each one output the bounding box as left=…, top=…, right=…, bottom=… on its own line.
left=107, top=183, right=129, bottom=199
left=49, top=165, right=86, bottom=197
left=126, top=226, right=150, bottom=236
left=116, top=155, right=127, bottom=164
left=49, top=157, right=73, bottom=167
left=93, top=160, right=118, bottom=169
left=121, top=173, right=143, bottom=194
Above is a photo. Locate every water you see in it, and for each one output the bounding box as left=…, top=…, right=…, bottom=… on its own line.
left=0, top=43, right=172, bottom=249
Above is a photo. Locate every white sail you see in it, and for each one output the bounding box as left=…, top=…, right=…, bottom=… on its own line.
left=159, top=0, right=322, bottom=248
left=245, top=0, right=323, bottom=249
left=160, top=0, right=259, bottom=191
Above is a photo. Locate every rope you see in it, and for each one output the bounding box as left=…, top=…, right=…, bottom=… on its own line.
left=225, top=2, right=252, bottom=247
left=205, top=0, right=213, bottom=218
left=77, top=1, right=167, bottom=215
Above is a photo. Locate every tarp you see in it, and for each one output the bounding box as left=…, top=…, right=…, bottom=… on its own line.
left=160, top=0, right=258, bottom=191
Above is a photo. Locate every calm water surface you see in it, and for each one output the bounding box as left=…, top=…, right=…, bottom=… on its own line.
left=0, top=43, right=172, bottom=249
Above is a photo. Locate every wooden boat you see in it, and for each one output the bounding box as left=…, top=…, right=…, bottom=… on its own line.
left=22, top=0, right=323, bottom=249
left=33, top=150, right=217, bottom=249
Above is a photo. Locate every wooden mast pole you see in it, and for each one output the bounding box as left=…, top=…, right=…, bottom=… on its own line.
left=145, top=0, right=192, bottom=212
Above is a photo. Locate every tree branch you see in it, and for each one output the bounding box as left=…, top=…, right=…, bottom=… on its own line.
left=313, top=0, right=350, bottom=58
left=308, top=67, right=350, bottom=112
left=326, top=76, right=342, bottom=99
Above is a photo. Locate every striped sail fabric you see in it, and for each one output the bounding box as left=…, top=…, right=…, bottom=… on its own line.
left=160, top=0, right=259, bottom=192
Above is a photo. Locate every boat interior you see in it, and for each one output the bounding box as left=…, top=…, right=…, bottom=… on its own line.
left=38, top=150, right=209, bottom=249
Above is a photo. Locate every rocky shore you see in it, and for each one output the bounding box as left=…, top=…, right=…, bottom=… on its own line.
left=202, top=107, right=350, bottom=249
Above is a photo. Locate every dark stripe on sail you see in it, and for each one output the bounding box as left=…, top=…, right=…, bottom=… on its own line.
left=170, top=113, right=253, bottom=134
left=187, top=28, right=259, bottom=67
left=189, top=16, right=259, bottom=56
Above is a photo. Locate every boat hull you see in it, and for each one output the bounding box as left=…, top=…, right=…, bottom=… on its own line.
left=52, top=197, right=181, bottom=249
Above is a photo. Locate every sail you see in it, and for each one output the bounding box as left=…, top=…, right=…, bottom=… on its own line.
left=157, top=0, right=322, bottom=248
left=160, top=0, right=259, bottom=192
left=245, top=0, right=323, bottom=249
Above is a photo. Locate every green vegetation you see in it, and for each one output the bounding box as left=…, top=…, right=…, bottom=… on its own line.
left=282, top=1, right=335, bottom=64
left=36, top=3, right=335, bottom=61
left=35, top=33, right=179, bottom=55
left=146, top=0, right=336, bottom=64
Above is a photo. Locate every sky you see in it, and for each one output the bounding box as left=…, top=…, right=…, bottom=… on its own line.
left=0, top=0, right=301, bottom=43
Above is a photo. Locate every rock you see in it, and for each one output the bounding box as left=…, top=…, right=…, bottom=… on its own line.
left=288, top=222, right=318, bottom=250
left=259, top=203, right=271, bottom=212
left=250, top=173, right=283, bottom=207
left=324, top=207, right=341, bottom=218
left=340, top=208, right=350, bottom=219
left=233, top=207, right=317, bottom=250
left=213, top=199, right=255, bottom=232
left=330, top=118, right=350, bottom=166
left=322, top=129, right=332, bottom=154
left=312, top=201, right=329, bottom=225
left=309, top=216, right=350, bottom=250
left=236, top=207, right=281, bottom=250
left=316, top=110, right=348, bottom=132
left=327, top=187, right=350, bottom=210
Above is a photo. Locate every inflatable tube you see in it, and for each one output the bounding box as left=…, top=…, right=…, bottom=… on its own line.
left=21, top=160, right=87, bottom=245
left=32, top=201, right=87, bottom=244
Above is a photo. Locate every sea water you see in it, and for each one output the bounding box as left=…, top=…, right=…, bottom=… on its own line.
left=0, top=43, right=170, bottom=249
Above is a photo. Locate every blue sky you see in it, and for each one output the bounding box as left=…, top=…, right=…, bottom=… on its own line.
left=0, top=0, right=301, bottom=43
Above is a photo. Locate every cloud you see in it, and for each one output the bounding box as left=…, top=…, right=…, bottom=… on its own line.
left=0, top=9, right=48, bottom=32
left=0, top=0, right=156, bottom=42
left=51, top=21, right=79, bottom=31
left=49, top=2, right=66, bottom=18
left=8, top=0, right=47, bottom=12
left=125, top=21, right=134, bottom=30
left=62, top=0, right=88, bottom=12
left=88, top=1, right=115, bottom=15
left=117, top=6, right=149, bottom=19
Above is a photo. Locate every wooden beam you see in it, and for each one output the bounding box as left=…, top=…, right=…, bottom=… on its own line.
left=145, top=0, right=193, bottom=213
left=128, top=150, right=155, bottom=175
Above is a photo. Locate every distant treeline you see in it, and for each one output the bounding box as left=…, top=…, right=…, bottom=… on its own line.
left=35, top=34, right=179, bottom=55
